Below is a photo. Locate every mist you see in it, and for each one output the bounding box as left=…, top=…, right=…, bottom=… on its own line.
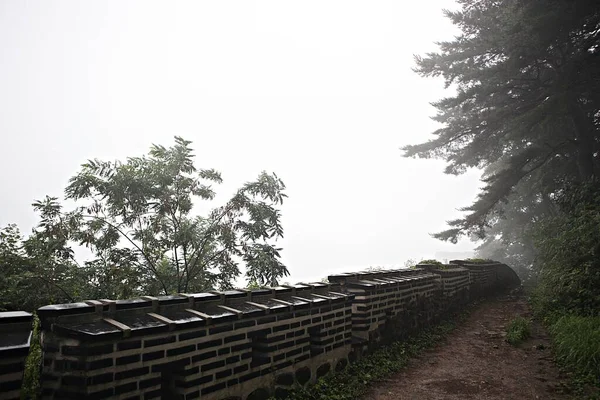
left=0, top=0, right=479, bottom=284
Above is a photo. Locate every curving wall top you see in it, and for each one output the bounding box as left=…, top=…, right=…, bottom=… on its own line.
left=0, top=259, right=522, bottom=400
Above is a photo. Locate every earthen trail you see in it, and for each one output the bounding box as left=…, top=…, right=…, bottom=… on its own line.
left=363, top=295, right=569, bottom=400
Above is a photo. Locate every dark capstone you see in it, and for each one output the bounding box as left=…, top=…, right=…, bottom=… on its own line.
left=201, top=382, right=227, bottom=395
left=116, top=354, right=140, bottom=365
left=201, top=360, right=225, bottom=372
left=166, top=344, right=195, bottom=357
left=235, top=319, right=256, bottom=329
left=275, top=373, right=294, bottom=386
left=295, top=366, right=311, bottom=385
left=181, top=375, right=213, bottom=388
left=142, top=350, right=164, bottom=362
left=224, top=333, right=246, bottom=343
left=115, top=381, right=137, bottom=395
left=227, top=378, right=239, bottom=387
left=257, top=316, right=276, bottom=325
left=250, top=355, right=270, bottom=368
left=62, top=343, right=113, bottom=356
left=88, top=388, right=115, bottom=400
left=87, top=358, right=113, bottom=370
left=218, top=347, right=231, bottom=356
left=151, top=358, right=190, bottom=373
left=317, top=363, right=331, bottom=378
left=144, top=335, right=176, bottom=348
left=226, top=355, right=240, bottom=364
left=88, top=372, right=114, bottom=385
left=139, top=377, right=161, bottom=389
left=286, top=348, right=302, bottom=358
left=209, top=324, right=234, bottom=335
left=216, top=369, right=233, bottom=379
left=179, top=329, right=207, bottom=341
left=233, top=364, right=248, bottom=374
left=198, top=338, right=222, bottom=350
left=143, top=388, right=161, bottom=399
left=0, top=380, right=22, bottom=391
left=61, top=375, right=87, bottom=386
left=247, top=388, right=271, bottom=400
left=115, top=367, right=149, bottom=380
left=335, top=358, right=348, bottom=372
left=239, top=370, right=260, bottom=383
left=273, top=360, right=293, bottom=371
left=192, top=350, right=216, bottom=362
left=0, top=361, right=23, bottom=374
left=117, top=340, right=142, bottom=351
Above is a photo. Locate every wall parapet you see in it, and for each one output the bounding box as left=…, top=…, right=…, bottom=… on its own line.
left=0, top=311, right=33, bottom=400
left=1, top=259, right=521, bottom=400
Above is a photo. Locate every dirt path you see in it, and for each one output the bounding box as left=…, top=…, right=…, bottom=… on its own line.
left=363, top=294, right=570, bottom=400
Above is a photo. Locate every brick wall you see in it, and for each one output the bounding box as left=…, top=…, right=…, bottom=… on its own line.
left=0, top=311, right=33, bottom=400
left=0, top=260, right=520, bottom=400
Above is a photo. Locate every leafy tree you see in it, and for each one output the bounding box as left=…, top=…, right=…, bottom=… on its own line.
left=0, top=198, right=82, bottom=311
left=65, top=136, right=288, bottom=295
left=404, top=0, right=600, bottom=242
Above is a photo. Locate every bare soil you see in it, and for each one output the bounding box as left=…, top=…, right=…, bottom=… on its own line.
left=363, top=293, right=571, bottom=400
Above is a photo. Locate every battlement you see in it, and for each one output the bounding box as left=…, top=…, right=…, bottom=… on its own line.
left=0, top=260, right=520, bottom=400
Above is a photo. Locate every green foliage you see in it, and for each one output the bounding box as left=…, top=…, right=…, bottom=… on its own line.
left=532, top=182, right=600, bottom=317
left=64, top=136, right=288, bottom=295
left=404, top=0, right=600, bottom=242
left=464, top=258, right=492, bottom=264
left=0, top=202, right=84, bottom=311
left=549, top=315, right=600, bottom=394
left=0, top=137, right=289, bottom=311
left=21, top=314, right=41, bottom=400
left=505, top=316, right=531, bottom=345
left=418, top=259, right=442, bottom=265
left=279, top=314, right=464, bottom=400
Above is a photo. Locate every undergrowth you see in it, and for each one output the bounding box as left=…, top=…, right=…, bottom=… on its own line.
left=278, top=307, right=472, bottom=400
left=505, top=316, right=531, bottom=345
left=21, top=313, right=41, bottom=400
left=549, top=315, right=600, bottom=399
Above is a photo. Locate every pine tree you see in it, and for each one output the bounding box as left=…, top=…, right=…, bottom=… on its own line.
left=404, top=0, right=600, bottom=242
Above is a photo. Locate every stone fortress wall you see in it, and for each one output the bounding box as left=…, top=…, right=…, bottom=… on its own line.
left=0, top=260, right=520, bottom=400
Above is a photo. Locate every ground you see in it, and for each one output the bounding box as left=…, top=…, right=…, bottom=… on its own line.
left=363, top=293, right=571, bottom=400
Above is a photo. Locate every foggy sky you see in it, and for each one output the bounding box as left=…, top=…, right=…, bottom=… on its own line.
left=0, top=1, right=481, bottom=283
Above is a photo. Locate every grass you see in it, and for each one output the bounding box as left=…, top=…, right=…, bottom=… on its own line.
left=278, top=306, right=473, bottom=400
left=505, top=316, right=531, bottom=345
left=549, top=314, right=600, bottom=398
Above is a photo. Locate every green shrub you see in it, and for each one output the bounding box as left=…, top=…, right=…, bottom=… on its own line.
left=464, top=258, right=493, bottom=263
left=532, top=183, right=600, bottom=317
left=418, top=259, right=442, bottom=265
left=550, top=315, right=600, bottom=382
left=505, top=316, right=531, bottom=345
left=21, top=314, right=41, bottom=400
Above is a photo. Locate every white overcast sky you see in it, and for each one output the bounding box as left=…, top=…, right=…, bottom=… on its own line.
left=0, top=0, right=481, bottom=283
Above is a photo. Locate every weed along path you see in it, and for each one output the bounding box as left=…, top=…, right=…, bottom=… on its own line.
left=363, top=294, right=569, bottom=400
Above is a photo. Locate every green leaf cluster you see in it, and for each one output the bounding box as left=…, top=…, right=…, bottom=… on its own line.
left=0, top=137, right=289, bottom=310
